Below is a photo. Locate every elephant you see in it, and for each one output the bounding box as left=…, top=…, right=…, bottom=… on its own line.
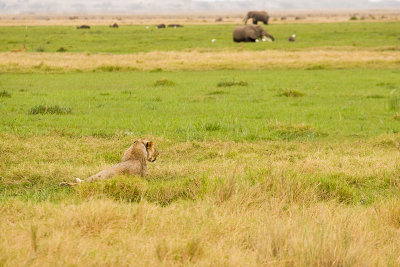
left=156, top=24, right=166, bottom=29
left=233, top=25, right=274, bottom=42
left=76, top=25, right=90, bottom=29
left=244, top=11, right=270, bottom=25
left=109, top=23, right=119, bottom=28
left=288, top=34, right=296, bottom=42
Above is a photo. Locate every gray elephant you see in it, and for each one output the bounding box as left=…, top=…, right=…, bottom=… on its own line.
left=76, top=25, right=90, bottom=29
left=233, top=25, right=274, bottom=42
left=244, top=11, right=270, bottom=25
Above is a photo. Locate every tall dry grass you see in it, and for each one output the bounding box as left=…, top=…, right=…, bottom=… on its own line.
left=1, top=133, right=400, bottom=265
left=1, top=49, right=399, bottom=73
left=1, top=197, right=400, bottom=265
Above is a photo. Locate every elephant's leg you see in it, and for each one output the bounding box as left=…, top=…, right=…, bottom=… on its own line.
left=253, top=20, right=257, bottom=25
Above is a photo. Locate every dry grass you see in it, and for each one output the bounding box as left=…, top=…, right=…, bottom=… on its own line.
left=1, top=133, right=400, bottom=264
left=1, top=49, right=399, bottom=73
left=1, top=196, right=400, bottom=265
left=0, top=10, right=399, bottom=26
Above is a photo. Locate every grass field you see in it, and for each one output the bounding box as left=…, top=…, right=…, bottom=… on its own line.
left=1, top=20, right=400, bottom=266
left=1, top=22, right=400, bottom=53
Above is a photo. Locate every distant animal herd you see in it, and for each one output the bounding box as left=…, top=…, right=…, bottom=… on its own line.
left=73, top=11, right=297, bottom=44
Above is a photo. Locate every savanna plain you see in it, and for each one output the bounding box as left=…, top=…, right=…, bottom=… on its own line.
left=1, top=17, right=400, bottom=266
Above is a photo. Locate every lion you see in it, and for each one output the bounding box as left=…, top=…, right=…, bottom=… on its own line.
left=60, top=139, right=158, bottom=186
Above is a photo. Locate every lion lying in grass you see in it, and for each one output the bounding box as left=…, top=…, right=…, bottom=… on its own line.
left=60, top=139, right=158, bottom=186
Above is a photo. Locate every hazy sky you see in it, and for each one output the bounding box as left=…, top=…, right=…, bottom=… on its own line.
left=1, top=0, right=400, bottom=13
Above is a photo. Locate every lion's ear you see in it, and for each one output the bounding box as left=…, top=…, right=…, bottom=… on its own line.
left=146, top=141, right=154, bottom=150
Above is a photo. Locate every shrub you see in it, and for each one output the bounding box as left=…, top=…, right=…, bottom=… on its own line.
left=277, top=89, right=304, bottom=97
left=217, top=81, right=248, bottom=87
left=56, top=47, right=67, bottom=52
left=154, top=78, right=175, bottom=87
left=29, top=105, right=72, bottom=115
left=0, top=90, right=11, bottom=98
left=350, top=16, right=358, bottom=20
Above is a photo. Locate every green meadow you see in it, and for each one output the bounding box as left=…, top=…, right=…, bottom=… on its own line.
left=1, top=22, right=399, bottom=53
left=1, top=69, right=399, bottom=140
left=1, top=21, right=400, bottom=265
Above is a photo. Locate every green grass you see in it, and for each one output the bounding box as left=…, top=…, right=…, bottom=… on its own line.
left=0, top=69, right=399, bottom=141
left=29, top=104, right=72, bottom=115
left=1, top=22, right=399, bottom=53
left=1, top=21, right=400, bottom=265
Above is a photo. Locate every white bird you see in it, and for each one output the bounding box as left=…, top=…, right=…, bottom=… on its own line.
left=255, top=39, right=259, bottom=42
left=146, top=26, right=149, bottom=29
left=289, top=34, right=296, bottom=42
left=211, top=39, right=216, bottom=43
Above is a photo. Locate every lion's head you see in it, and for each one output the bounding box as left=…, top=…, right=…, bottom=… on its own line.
left=121, top=139, right=158, bottom=163
left=144, top=140, right=158, bottom=162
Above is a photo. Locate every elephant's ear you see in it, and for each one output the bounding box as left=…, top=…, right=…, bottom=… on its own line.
left=248, top=28, right=259, bottom=40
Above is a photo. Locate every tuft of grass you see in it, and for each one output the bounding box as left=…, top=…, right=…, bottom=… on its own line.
left=96, top=65, right=121, bottom=72
left=269, top=122, right=326, bottom=140
left=207, top=90, right=227, bottom=95
left=376, top=82, right=396, bottom=89
left=305, top=65, right=326, bottom=70
left=394, top=113, right=400, bottom=121
left=77, top=176, right=148, bottom=202
left=0, top=90, right=11, bottom=98
left=29, top=105, right=72, bottom=115
left=366, top=94, right=385, bottom=99
left=151, top=96, right=162, bottom=102
left=203, top=122, right=222, bottom=132
left=389, top=90, right=400, bottom=111
left=154, top=78, right=175, bottom=87
left=78, top=176, right=204, bottom=206
left=56, top=47, right=67, bottom=52
left=217, top=81, right=248, bottom=87
left=35, top=46, right=45, bottom=52
left=150, top=68, right=163, bottom=72
left=277, top=88, right=305, bottom=97
left=185, top=237, right=203, bottom=262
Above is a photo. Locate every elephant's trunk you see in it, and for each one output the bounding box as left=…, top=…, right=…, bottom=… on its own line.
left=264, top=34, right=275, bottom=41
left=244, top=16, right=249, bottom=24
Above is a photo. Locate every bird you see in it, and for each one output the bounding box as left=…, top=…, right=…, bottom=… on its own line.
left=289, top=34, right=296, bottom=42
left=211, top=39, right=216, bottom=43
